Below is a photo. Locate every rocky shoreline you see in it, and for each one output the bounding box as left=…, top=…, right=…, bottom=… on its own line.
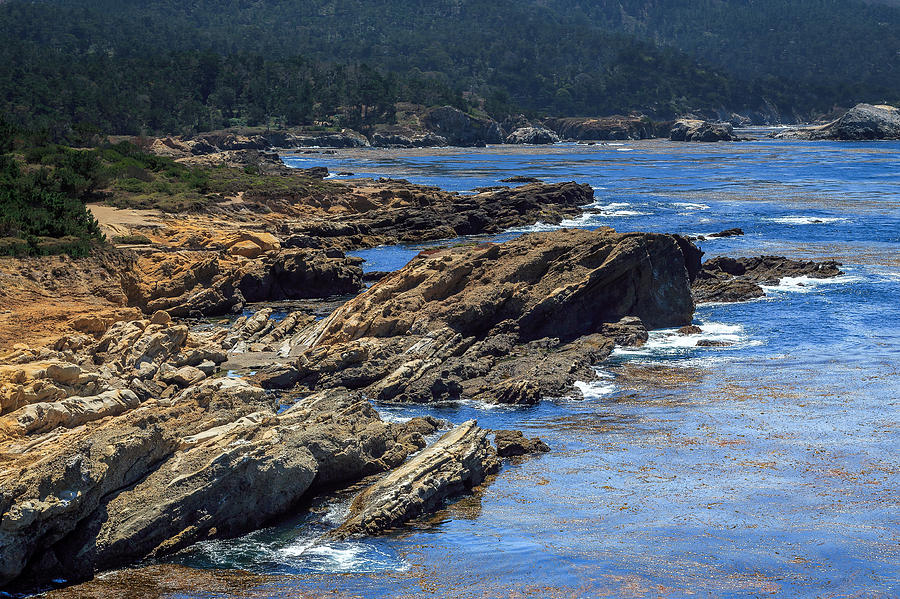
left=0, top=156, right=845, bottom=592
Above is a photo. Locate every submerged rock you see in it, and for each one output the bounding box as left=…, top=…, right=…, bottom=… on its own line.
left=335, top=420, right=499, bottom=537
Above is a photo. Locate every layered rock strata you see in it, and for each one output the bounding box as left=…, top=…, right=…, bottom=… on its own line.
left=335, top=420, right=499, bottom=537
left=265, top=229, right=701, bottom=404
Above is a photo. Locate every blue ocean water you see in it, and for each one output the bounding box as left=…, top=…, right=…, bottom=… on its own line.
left=171, top=138, right=899, bottom=597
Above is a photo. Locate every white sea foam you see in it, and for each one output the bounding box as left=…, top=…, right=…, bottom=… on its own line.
left=765, top=216, right=847, bottom=225
left=616, top=147, right=634, bottom=152
left=596, top=202, right=650, bottom=217
left=672, top=202, right=710, bottom=211
left=278, top=540, right=409, bottom=573
left=375, top=408, right=414, bottom=424
left=612, top=321, right=758, bottom=359
left=573, top=371, right=616, bottom=400
left=760, top=274, right=861, bottom=294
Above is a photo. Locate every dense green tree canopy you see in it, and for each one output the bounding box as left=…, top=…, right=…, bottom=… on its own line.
left=1, top=0, right=897, bottom=134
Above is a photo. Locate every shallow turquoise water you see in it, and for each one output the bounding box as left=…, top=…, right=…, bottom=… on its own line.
left=171, top=139, right=900, bottom=597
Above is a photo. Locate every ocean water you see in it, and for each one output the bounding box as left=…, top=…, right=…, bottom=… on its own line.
left=120, top=139, right=900, bottom=597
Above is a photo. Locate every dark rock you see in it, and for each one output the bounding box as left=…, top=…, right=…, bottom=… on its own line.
left=708, top=228, right=744, bottom=238
left=362, top=270, right=391, bottom=284
left=297, top=166, right=329, bottom=179
left=288, top=229, right=698, bottom=406
left=543, top=116, right=659, bottom=140
left=678, top=325, right=703, bottom=335
left=670, top=119, right=736, bottom=142
left=137, top=249, right=363, bottom=318
left=692, top=255, right=843, bottom=303
left=697, top=339, right=731, bottom=347
left=237, top=249, right=364, bottom=302
left=599, top=316, right=649, bottom=347
left=253, top=364, right=301, bottom=389
left=288, top=181, right=596, bottom=248
left=500, top=176, right=543, bottom=184
left=421, top=106, right=503, bottom=147
left=494, top=430, right=550, bottom=457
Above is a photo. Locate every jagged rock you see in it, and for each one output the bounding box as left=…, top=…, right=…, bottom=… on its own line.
left=599, top=316, right=649, bottom=347
left=286, top=181, right=596, bottom=249
left=286, top=229, right=699, bottom=405
left=335, top=420, right=499, bottom=537
left=370, top=131, right=448, bottom=148
left=670, top=119, right=736, bottom=142
left=697, top=339, right=731, bottom=347
left=421, top=106, right=503, bottom=147
left=0, top=371, right=437, bottom=590
left=493, top=430, right=550, bottom=457
left=505, top=127, right=559, bottom=145
left=692, top=255, right=843, bottom=303
left=775, top=104, right=900, bottom=140
left=135, top=249, right=364, bottom=317
left=543, top=116, right=660, bottom=140
left=253, top=364, right=301, bottom=389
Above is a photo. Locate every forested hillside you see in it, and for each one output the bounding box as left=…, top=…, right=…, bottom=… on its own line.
left=1, top=0, right=897, bottom=136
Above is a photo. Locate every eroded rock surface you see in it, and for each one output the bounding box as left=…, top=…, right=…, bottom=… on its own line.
left=276, top=228, right=700, bottom=404
left=670, top=119, right=736, bottom=142
left=505, top=127, right=559, bottom=144
left=543, top=116, right=660, bottom=140
left=0, top=313, right=431, bottom=590
left=285, top=180, right=596, bottom=249
left=775, top=103, right=900, bottom=140
left=493, top=429, right=550, bottom=457
left=692, top=255, right=843, bottom=303
left=335, top=420, right=499, bottom=537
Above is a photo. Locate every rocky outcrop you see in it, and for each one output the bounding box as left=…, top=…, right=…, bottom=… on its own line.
left=692, top=256, right=843, bottom=303
left=774, top=103, right=900, bottom=141
left=276, top=229, right=700, bottom=405
left=543, top=116, right=659, bottom=140
left=493, top=430, right=550, bottom=457
left=505, top=127, right=559, bottom=145
left=669, top=119, right=736, bottom=142
left=421, top=106, right=503, bottom=147
left=135, top=248, right=364, bottom=317
left=0, top=313, right=433, bottom=590
left=285, top=181, right=596, bottom=248
left=369, top=130, right=448, bottom=148
left=335, top=420, right=499, bottom=537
